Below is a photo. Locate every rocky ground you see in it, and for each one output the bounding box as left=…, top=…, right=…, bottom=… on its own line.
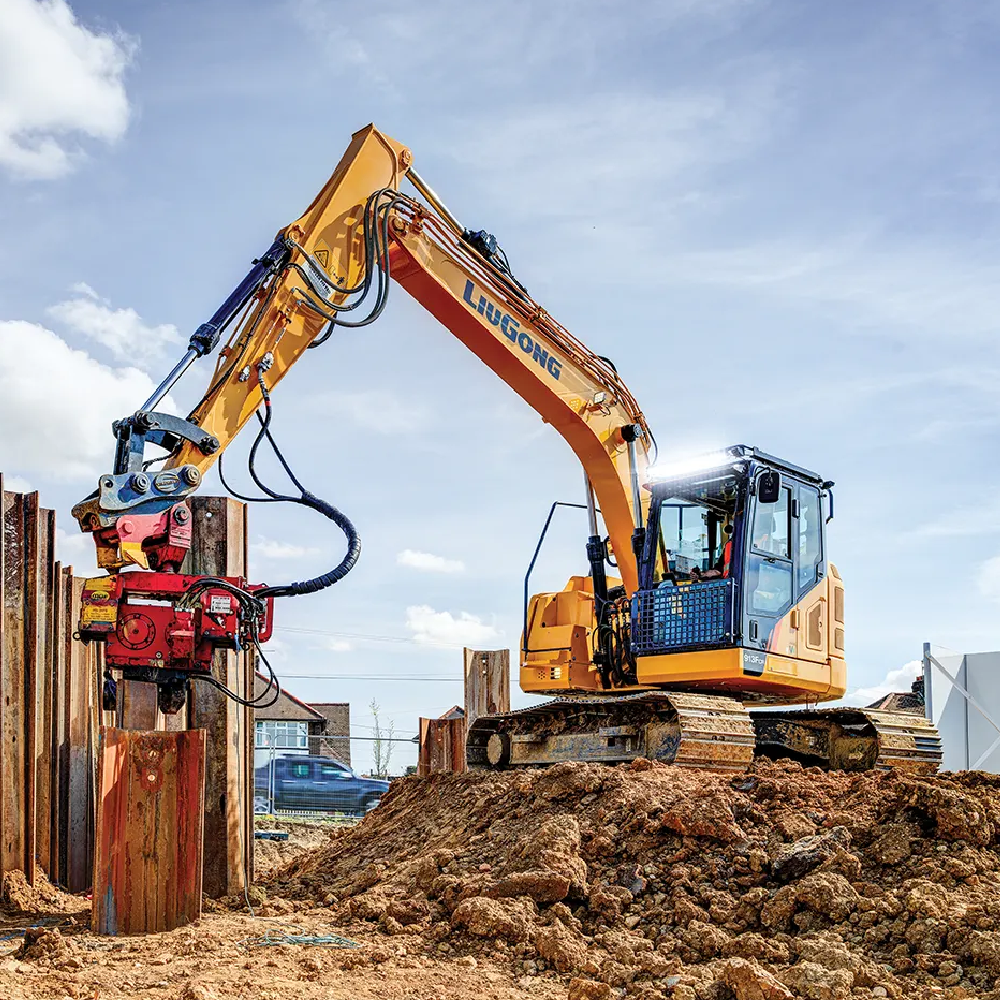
left=253, top=818, right=346, bottom=879
left=0, top=913, right=560, bottom=1000
left=269, top=760, right=1000, bottom=999
left=3, top=760, right=1000, bottom=998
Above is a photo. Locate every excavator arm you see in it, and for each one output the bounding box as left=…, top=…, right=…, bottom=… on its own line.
left=72, top=124, right=654, bottom=709
left=76, top=125, right=652, bottom=584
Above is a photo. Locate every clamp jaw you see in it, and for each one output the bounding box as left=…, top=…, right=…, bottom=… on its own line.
left=71, top=410, right=219, bottom=571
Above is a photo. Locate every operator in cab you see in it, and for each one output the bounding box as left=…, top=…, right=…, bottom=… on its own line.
left=691, top=523, right=733, bottom=582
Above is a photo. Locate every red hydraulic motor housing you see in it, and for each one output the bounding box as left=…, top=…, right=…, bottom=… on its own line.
left=78, top=571, right=274, bottom=714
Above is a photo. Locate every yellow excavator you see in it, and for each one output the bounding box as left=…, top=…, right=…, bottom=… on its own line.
left=73, top=125, right=941, bottom=774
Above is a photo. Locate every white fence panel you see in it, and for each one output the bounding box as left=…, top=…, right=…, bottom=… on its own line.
left=923, top=642, right=1000, bottom=773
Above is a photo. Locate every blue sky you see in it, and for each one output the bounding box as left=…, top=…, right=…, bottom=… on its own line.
left=3, top=0, right=1000, bottom=772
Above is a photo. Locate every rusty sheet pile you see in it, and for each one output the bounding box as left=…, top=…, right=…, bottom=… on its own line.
left=0, top=475, right=101, bottom=895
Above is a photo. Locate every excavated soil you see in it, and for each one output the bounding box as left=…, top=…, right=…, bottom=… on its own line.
left=0, top=874, right=561, bottom=1000
left=268, top=759, right=1000, bottom=999
left=253, top=819, right=343, bottom=879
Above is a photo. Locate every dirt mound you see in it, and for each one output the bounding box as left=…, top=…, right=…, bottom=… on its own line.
left=1, top=870, right=88, bottom=918
left=253, top=819, right=336, bottom=879
left=268, top=759, right=1000, bottom=998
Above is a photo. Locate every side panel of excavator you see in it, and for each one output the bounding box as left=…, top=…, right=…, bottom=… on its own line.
left=520, top=573, right=847, bottom=703
left=635, top=571, right=847, bottom=704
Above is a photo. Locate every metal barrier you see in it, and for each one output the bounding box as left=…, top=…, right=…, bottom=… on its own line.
left=1, top=476, right=102, bottom=893
left=631, top=579, right=734, bottom=654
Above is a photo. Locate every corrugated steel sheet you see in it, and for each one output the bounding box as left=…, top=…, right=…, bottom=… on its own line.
left=0, top=474, right=101, bottom=893
left=93, top=727, right=205, bottom=934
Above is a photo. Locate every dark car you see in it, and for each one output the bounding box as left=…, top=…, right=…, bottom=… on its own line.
left=255, top=755, right=389, bottom=816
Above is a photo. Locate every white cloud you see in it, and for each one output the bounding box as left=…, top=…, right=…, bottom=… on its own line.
left=842, top=659, right=922, bottom=708
left=446, top=86, right=776, bottom=244
left=317, top=637, right=352, bottom=653
left=251, top=535, right=321, bottom=560
left=396, top=549, right=465, bottom=574
left=55, top=526, right=98, bottom=575
left=0, top=320, right=156, bottom=480
left=305, top=390, right=429, bottom=434
left=2, top=474, right=32, bottom=493
left=297, top=0, right=753, bottom=98
left=662, top=237, right=1000, bottom=339
left=906, top=495, right=1000, bottom=541
left=48, top=288, right=180, bottom=371
left=0, top=0, right=134, bottom=179
left=405, top=605, right=499, bottom=647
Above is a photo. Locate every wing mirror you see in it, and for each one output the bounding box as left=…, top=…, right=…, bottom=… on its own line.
left=758, top=471, right=781, bottom=504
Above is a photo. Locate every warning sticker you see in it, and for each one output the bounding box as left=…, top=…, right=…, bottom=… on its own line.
left=81, top=603, right=116, bottom=626
left=210, top=594, right=233, bottom=616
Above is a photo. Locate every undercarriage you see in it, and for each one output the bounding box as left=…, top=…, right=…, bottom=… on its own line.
left=466, top=693, right=942, bottom=775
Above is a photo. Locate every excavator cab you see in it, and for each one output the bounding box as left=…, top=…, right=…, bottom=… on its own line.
left=633, top=445, right=846, bottom=703
left=518, top=445, right=845, bottom=705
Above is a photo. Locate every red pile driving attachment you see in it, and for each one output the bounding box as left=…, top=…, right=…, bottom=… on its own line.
left=78, top=572, right=273, bottom=676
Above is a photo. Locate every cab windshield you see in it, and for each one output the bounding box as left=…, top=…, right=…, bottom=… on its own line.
left=651, top=470, right=740, bottom=586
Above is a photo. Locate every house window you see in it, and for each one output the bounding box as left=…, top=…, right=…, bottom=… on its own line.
left=256, top=720, right=308, bottom=749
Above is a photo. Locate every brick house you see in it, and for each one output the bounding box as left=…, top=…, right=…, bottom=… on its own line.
left=309, top=702, right=351, bottom=765
left=253, top=671, right=351, bottom=767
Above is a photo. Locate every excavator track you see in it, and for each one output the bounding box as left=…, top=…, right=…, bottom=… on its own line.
left=466, top=692, right=756, bottom=773
left=751, top=706, right=942, bottom=775
left=467, top=697, right=942, bottom=775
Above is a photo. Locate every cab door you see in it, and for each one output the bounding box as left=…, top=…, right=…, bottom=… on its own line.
left=742, top=479, right=795, bottom=658
left=792, top=484, right=827, bottom=663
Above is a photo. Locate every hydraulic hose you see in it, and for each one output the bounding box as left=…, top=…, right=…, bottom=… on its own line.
left=255, top=490, right=360, bottom=599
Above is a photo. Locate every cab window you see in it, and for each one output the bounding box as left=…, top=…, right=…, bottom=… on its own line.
left=797, top=486, right=823, bottom=593
left=658, top=502, right=710, bottom=575
left=747, top=555, right=793, bottom=616
left=288, top=763, right=311, bottom=778
left=752, top=486, right=790, bottom=558
left=320, top=764, right=350, bottom=779
left=646, top=469, right=740, bottom=587
left=748, top=483, right=792, bottom=616
left=655, top=501, right=728, bottom=582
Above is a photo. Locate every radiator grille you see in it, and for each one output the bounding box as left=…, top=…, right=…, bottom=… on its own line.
left=632, top=580, right=731, bottom=655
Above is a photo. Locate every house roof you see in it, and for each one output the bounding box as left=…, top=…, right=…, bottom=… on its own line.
left=866, top=675, right=925, bottom=716
left=439, top=705, right=465, bottom=720
left=866, top=691, right=924, bottom=715
left=254, top=671, right=325, bottom=721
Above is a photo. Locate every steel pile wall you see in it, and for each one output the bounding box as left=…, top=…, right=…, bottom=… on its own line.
left=417, top=716, right=467, bottom=774
left=418, top=649, right=511, bottom=774
left=0, top=475, right=101, bottom=892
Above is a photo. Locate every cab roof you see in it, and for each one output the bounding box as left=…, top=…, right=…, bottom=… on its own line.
left=646, top=444, right=825, bottom=488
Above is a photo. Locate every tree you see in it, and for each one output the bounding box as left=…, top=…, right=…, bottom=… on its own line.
left=370, top=698, right=395, bottom=779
